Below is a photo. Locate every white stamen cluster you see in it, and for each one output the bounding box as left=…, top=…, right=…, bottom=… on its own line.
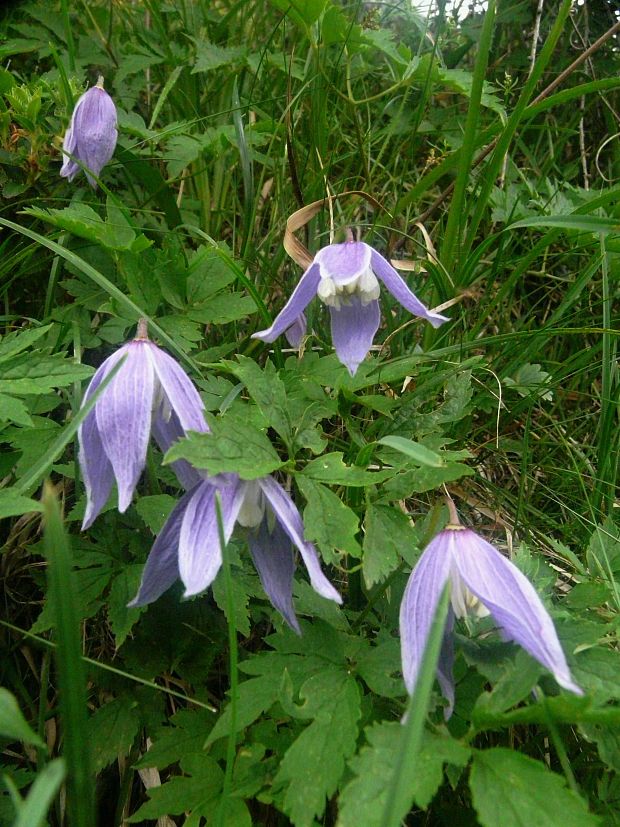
left=237, top=481, right=266, bottom=528
left=317, top=268, right=380, bottom=310
left=450, top=568, right=490, bottom=619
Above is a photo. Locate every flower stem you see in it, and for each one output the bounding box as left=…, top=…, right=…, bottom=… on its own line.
left=135, top=318, right=149, bottom=340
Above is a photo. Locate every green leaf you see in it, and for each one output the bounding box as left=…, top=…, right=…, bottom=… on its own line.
left=0, top=491, right=44, bottom=519
left=206, top=673, right=281, bottom=746
left=362, top=504, right=412, bottom=587
left=23, top=203, right=151, bottom=252
left=337, top=724, right=471, bottom=827
left=268, top=0, right=327, bottom=27
left=211, top=565, right=253, bottom=637
left=0, top=351, right=93, bottom=395
left=377, top=436, right=444, bottom=467
left=128, top=754, right=223, bottom=821
left=383, top=463, right=474, bottom=500
left=0, top=394, right=33, bottom=426
left=135, top=494, right=177, bottom=534
left=469, top=748, right=600, bottom=827
left=134, top=709, right=215, bottom=771
left=187, top=292, right=256, bottom=324
left=296, top=477, right=361, bottom=563
left=0, top=324, right=52, bottom=362
left=88, top=699, right=141, bottom=773
left=10, top=758, right=66, bottom=827
left=229, top=356, right=291, bottom=442
left=0, top=687, right=45, bottom=748
left=192, top=40, right=246, bottom=73
left=164, top=412, right=284, bottom=479
left=107, top=565, right=145, bottom=647
left=275, top=671, right=360, bottom=827
left=300, top=452, right=393, bottom=486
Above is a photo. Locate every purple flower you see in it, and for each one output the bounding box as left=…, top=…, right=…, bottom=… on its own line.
left=252, top=240, right=449, bottom=375
left=400, top=525, right=582, bottom=717
left=78, top=326, right=207, bottom=529
left=60, top=76, right=117, bottom=187
left=129, top=474, right=342, bottom=631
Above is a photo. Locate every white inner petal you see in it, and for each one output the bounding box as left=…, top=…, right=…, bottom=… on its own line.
left=236, top=481, right=266, bottom=528
left=317, top=267, right=380, bottom=309
left=450, top=568, right=490, bottom=619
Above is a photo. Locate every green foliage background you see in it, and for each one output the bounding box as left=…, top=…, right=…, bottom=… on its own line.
left=0, top=0, right=619, bottom=824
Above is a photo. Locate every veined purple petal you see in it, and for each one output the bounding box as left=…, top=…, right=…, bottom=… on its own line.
left=60, top=121, right=79, bottom=181
left=95, top=341, right=154, bottom=513
left=285, top=312, right=307, bottom=348
left=315, top=241, right=371, bottom=287
left=399, top=534, right=452, bottom=696
left=71, top=86, right=117, bottom=187
left=437, top=608, right=455, bottom=719
left=370, top=249, right=449, bottom=329
left=452, top=529, right=582, bottom=695
left=128, top=489, right=194, bottom=607
left=329, top=296, right=380, bottom=376
left=179, top=478, right=246, bottom=597
left=146, top=343, right=207, bottom=434
left=152, top=410, right=202, bottom=490
left=252, top=263, right=320, bottom=343
left=248, top=519, right=301, bottom=633
left=78, top=349, right=126, bottom=529
left=257, top=476, right=342, bottom=604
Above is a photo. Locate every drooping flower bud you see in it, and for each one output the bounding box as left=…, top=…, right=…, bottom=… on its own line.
left=60, top=76, right=118, bottom=188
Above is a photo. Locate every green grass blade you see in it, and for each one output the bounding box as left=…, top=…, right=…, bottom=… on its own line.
left=12, top=758, right=66, bottom=827
left=381, top=584, right=450, bottom=827
left=441, top=0, right=495, bottom=273
left=463, top=0, right=572, bottom=259
left=42, top=484, right=94, bottom=827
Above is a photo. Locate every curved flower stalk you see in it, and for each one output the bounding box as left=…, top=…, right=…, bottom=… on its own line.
left=399, top=517, right=582, bottom=718
left=78, top=322, right=207, bottom=529
left=129, top=474, right=342, bottom=632
left=60, top=76, right=117, bottom=187
left=252, top=239, right=449, bottom=375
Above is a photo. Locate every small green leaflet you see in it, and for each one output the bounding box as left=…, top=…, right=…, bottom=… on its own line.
left=164, top=412, right=284, bottom=479
left=230, top=355, right=291, bottom=443
left=0, top=492, right=44, bottom=519
left=0, top=687, right=45, bottom=748
left=297, top=477, right=361, bottom=563
left=337, top=723, right=471, bottom=826
left=469, top=748, right=601, bottom=827
left=301, top=452, right=393, bottom=486
left=362, top=504, right=412, bottom=587
left=87, top=699, right=141, bottom=773
left=378, top=436, right=444, bottom=467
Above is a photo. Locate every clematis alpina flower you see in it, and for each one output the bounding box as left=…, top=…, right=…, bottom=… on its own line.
left=79, top=321, right=207, bottom=529
left=399, top=518, right=582, bottom=717
left=60, top=76, right=117, bottom=187
left=252, top=238, right=449, bottom=375
left=129, top=474, right=342, bottom=631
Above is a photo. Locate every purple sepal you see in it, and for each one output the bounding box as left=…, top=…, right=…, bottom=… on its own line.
left=60, top=84, right=118, bottom=188
left=370, top=249, right=449, bottom=328
left=248, top=519, right=301, bottom=633
left=329, top=297, right=380, bottom=376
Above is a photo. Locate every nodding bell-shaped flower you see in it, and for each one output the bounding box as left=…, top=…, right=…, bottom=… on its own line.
left=399, top=509, right=582, bottom=718
left=129, top=473, right=342, bottom=632
left=60, top=76, right=117, bottom=187
left=252, top=237, right=449, bottom=376
left=78, top=321, right=207, bottom=529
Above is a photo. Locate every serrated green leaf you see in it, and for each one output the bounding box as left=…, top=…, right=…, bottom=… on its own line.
left=211, top=565, right=253, bottom=637
left=0, top=352, right=93, bottom=395
left=0, top=688, right=45, bottom=748
left=301, top=452, right=393, bottom=486
left=383, top=462, right=474, bottom=499
left=165, top=412, right=284, bottom=479
left=230, top=356, right=291, bottom=443
left=128, top=755, right=223, bottom=821
left=0, top=324, right=52, bottom=362
left=88, top=699, right=141, bottom=773
left=275, top=671, right=360, bottom=827
left=0, top=491, right=44, bottom=519
left=470, top=748, right=600, bottom=827
left=187, top=292, right=256, bottom=324
left=192, top=40, right=246, bottom=73
left=206, top=673, right=281, bottom=746
left=135, top=494, right=177, bottom=534
left=296, top=477, right=360, bottom=563
left=107, top=565, right=146, bottom=647
left=337, top=724, right=471, bottom=827
left=134, top=709, right=215, bottom=770
left=0, top=393, right=33, bottom=426
left=362, top=504, right=412, bottom=587
left=23, top=204, right=151, bottom=252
